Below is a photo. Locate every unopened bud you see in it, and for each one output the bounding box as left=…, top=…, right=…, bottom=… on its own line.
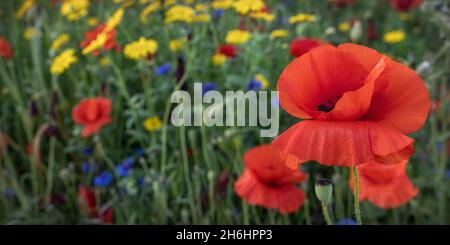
left=315, top=178, right=333, bottom=205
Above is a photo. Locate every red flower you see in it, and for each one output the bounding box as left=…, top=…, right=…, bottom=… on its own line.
left=290, top=38, right=324, bottom=58
left=273, top=44, right=430, bottom=168
left=366, top=19, right=378, bottom=42
left=80, top=24, right=120, bottom=56
left=78, top=185, right=97, bottom=217
left=349, top=160, right=418, bottom=208
left=331, top=0, right=357, bottom=7
left=234, top=145, right=306, bottom=214
left=78, top=185, right=114, bottom=224
left=72, top=97, right=112, bottom=137
left=0, top=37, right=13, bottom=60
left=389, top=0, right=422, bottom=12
left=218, top=44, right=238, bottom=58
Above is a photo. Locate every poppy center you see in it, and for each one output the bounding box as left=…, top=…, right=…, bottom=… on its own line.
left=317, top=95, right=341, bottom=112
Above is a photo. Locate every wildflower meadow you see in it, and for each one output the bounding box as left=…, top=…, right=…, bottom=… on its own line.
left=0, top=0, right=450, bottom=226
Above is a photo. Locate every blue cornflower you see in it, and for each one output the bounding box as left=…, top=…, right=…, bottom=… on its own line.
left=82, top=147, right=93, bottom=156
left=437, top=142, right=444, bottom=152
left=336, top=219, right=357, bottom=225
left=93, top=171, right=113, bottom=187
left=213, top=9, right=224, bottom=18
left=3, top=188, right=15, bottom=198
left=122, top=156, right=135, bottom=169
left=247, top=79, right=262, bottom=91
left=155, top=63, right=172, bottom=76
left=81, top=162, right=95, bottom=174
left=446, top=170, right=450, bottom=179
left=202, top=82, right=218, bottom=95
left=135, top=148, right=145, bottom=157
left=116, top=164, right=129, bottom=177
left=137, top=178, right=145, bottom=186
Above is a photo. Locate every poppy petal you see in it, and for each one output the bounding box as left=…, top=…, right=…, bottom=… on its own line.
left=272, top=120, right=414, bottom=168
left=234, top=170, right=305, bottom=214
left=277, top=45, right=368, bottom=119
left=338, top=43, right=430, bottom=133
left=349, top=160, right=418, bottom=209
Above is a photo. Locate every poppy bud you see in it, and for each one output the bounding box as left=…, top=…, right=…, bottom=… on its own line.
left=315, top=178, right=333, bottom=205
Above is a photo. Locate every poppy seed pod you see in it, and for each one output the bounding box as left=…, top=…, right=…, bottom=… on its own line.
left=315, top=178, right=333, bottom=205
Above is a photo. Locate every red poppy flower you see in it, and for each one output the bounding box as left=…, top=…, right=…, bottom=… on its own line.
left=78, top=185, right=98, bottom=217
left=72, top=97, right=112, bottom=137
left=78, top=185, right=114, bottom=224
left=349, top=160, right=418, bottom=208
left=218, top=44, right=238, bottom=58
left=331, top=0, right=357, bottom=7
left=389, top=0, right=422, bottom=12
left=80, top=23, right=120, bottom=56
left=273, top=44, right=430, bottom=168
left=366, top=19, right=378, bottom=42
left=290, top=38, right=324, bottom=58
left=234, top=145, right=306, bottom=214
left=0, top=37, right=13, bottom=60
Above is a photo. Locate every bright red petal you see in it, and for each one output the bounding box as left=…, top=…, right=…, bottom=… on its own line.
left=349, top=160, right=418, bottom=209
left=234, top=170, right=305, bottom=214
left=272, top=120, right=414, bottom=168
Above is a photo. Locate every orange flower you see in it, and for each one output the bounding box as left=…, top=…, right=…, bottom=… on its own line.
left=72, top=97, right=112, bottom=137
left=0, top=37, right=13, bottom=59
left=389, top=0, right=422, bottom=12
left=290, top=38, right=324, bottom=58
left=273, top=44, right=430, bottom=168
left=234, top=145, right=306, bottom=214
left=80, top=24, right=120, bottom=56
left=349, top=160, right=418, bottom=208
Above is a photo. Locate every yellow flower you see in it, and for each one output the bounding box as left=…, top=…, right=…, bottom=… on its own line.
left=270, top=29, right=288, bottom=39
left=169, top=38, right=186, bottom=52
left=192, top=14, right=210, bottom=23
left=250, top=11, right=275, bottom=22
left=50, top=49, right=78, bottom=75
left=23, top=27, right=37, bottom=40
left=164, top=5, right=195, bottom=24
left=383, top=30, right=406, bottom=44
left=338, top=22, right=350, bottom=32
left=105, top=8, right=124, bottom=32
left=288, top=13, right=316, bottom=24
left=195, top=3, right=208, bottom=11
left=233, top=0, right=265, bottom=15
left=255, top=74, right=269, bottom=89
left=211, top=0, right=233, bottom=9
left=140, top=1, right=161, bottom=23
left=124, top=37, right=158, bottom=60
left=144, top=116, right=162, bottom=132
left=225, top=29, right=251, bottom=45
left=212, top=53, right=227, bottom=66
left=82, top=32, right=108, bottom=55
left=61, top=0, right=89, bottom=21
left=16, top=0, right=34, bottom=19
left=100, top=57, right=110, bottom=66
left=50, top=34, right=70, bottom=51
left=87, top=17, right=98, bottom=26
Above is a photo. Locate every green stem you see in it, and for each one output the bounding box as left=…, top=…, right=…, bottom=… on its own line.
left=352, top=166, right=362, bottom=225
left=321, top=203, right=333, bottom=225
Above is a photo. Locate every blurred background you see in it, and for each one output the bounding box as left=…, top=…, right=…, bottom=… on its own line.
left=0, top=0, right=449, bottom=224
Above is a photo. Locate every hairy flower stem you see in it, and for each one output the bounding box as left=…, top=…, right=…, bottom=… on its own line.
left=321, top=203, right=333, bottom=225
left=352, top=166, right=362, bottom=225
